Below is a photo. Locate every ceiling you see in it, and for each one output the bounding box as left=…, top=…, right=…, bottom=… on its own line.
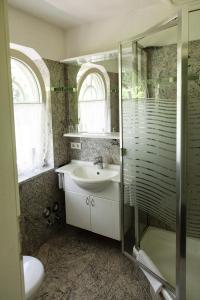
left=8, top=0, right=173, bottom=29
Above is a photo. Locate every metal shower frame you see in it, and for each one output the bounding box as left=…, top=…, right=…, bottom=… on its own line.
left=119, top=3, right=200, bottom=299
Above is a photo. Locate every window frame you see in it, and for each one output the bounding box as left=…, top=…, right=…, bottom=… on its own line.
left=11, top=49, right=46, bottom=104
left=10, top=49, right=52, bottom=183
left=11, top=58, right=42, bottom=104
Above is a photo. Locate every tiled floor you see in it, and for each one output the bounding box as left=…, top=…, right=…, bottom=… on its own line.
left=141, top=226, right=199, bottom=300
left=35, top=226, right=151, bottom=300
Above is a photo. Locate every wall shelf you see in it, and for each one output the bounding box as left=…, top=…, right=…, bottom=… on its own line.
left=63, top=132, right=120, bottom=140
left=61, top=49, right=118, bottom=65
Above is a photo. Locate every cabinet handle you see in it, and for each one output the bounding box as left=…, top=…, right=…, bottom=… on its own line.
left=86, top=196, right=90, bottom=206
left=91, top=198, right=95, bottom=207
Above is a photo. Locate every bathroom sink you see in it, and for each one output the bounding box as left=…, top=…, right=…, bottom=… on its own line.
left=70, top=165, right=119, bottom=190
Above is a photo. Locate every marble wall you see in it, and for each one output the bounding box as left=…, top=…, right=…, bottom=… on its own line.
left=67, top=65, right=80, bottom=126
left=69, top=137, right=120, bottom=165
left=147, top=44, right=177, bottom=99
left=20, top=170, right=65, bottom=254
left=45, top=60, right=69, bottom=168
left=20, top=60, right=69, bottom=255
left=109, top=72, right=119, bottom=132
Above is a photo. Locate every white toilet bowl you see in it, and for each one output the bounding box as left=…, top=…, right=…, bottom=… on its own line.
left=23, top=256, right=44, bottom=300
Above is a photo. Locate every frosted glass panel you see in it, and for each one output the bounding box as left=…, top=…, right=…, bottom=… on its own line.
left=186, top=9, right=200, bottom=300
left=121, top=24, right=177, bottom=292
left=123, top=97, right=176, bottom=225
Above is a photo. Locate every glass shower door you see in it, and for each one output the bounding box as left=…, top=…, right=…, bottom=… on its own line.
left=186, top=8, right=200, bottom=300
left=120, top=22, right=178, bottom=296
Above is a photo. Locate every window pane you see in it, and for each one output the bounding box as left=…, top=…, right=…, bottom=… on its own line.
left=11, top=58, right=41, bottom=103
left=11, top=57, right=48, bottom=180
left=14, top=103, right=46, bottom=177
left=79, top=73, right=105, bottom=101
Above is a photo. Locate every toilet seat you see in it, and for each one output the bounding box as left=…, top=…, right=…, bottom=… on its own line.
left=23, top=256, right=44, bottom=300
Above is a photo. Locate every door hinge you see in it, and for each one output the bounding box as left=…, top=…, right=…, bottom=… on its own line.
left=121, top=148, right=127, bottom=156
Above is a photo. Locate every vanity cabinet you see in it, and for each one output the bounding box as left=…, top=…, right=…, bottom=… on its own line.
left=90, top=196, right=120, bottom=240
left=65, top=191, right=91, bottom=231
left=56, top=161, right=121, bottom=241
left=64, top=185, right=120, bottom=241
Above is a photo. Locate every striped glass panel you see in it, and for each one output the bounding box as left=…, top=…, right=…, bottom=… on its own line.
left=186, top=10, right=200, bottom=300
left=187, top=97, right=200, bottom=238
left=121, top=33, right=177, bottom=290
left=123, top=97, right=176, bottom=228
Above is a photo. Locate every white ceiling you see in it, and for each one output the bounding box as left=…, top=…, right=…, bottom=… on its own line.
left=8, top=0, right=172, bottom=29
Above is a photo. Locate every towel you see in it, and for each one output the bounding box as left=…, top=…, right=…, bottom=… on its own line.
left=133, top=247, right=163, bottom=299
left=58, top=173, right=65, bottom=190
left=133, top=247, right=174, bottom=300
left=161, top=289, right=174, bottom=300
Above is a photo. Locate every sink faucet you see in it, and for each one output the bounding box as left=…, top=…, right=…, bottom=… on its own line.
left=93, top=156, right=103, bottom=169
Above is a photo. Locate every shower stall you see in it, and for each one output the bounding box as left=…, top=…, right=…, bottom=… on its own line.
left=120, top=5, right=200, bottom=300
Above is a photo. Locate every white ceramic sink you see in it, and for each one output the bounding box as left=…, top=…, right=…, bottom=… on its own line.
left=70, top=165, right=119, bottom=190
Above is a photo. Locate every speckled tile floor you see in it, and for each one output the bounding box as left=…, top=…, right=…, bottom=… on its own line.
left=35, top=226, right=151, bottom=300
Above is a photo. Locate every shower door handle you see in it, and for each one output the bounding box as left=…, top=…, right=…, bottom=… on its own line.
left=121, top=148, right=127, bottom=156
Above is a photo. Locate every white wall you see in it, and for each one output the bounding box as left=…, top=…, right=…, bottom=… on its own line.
left=64, top=2, right=177, bottom=58
left=98, top=59, right=118, bottom=73
left=8, top=3, right=178, bottom=61
left=8, top=6, right=66, bottom=61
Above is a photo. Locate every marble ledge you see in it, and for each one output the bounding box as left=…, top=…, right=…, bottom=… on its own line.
left=63, top=132, right=120, bottom=140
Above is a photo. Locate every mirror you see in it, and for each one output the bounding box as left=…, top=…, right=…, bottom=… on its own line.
left=65, top=51, right=119, bottom=134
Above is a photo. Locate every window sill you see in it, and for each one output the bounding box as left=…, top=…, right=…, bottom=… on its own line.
left=18, top=166, right=54, bottom=184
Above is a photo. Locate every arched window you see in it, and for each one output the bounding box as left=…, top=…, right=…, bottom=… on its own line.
left=11, top=58, right=41, bottom=104
left=77, top=65, right=110, bottom=133
left=11, top=56, right=50, bottom=180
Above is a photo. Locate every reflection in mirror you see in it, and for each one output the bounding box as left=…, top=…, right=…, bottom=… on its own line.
left=77, top=64, right=110, bottom=133
left=65, top=53, right=119, bottom=134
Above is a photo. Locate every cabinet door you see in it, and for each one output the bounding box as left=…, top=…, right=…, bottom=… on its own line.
left=90, top=196, right=120, bottom=240
left=65, top=191, right=91, bottom=231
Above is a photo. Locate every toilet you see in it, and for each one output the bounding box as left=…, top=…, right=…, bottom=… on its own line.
left=23, top=256, right=44, bottom=300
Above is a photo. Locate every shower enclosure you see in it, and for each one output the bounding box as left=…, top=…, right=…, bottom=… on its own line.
left=120, top=4, right=200, bottom=300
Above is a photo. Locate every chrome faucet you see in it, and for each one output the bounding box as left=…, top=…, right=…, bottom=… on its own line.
left=93, top=156, right=103, bottom=169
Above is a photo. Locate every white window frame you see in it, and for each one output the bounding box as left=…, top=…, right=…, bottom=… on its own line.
left=11, top=50, right=46, bottom=103
left=11, top=58, right=42, bottom=104
left=11, top=49, right=53, bottom=183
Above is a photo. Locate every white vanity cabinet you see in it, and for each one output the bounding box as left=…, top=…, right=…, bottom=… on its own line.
left=65, top=191, right=120, bottom=240
left=90, top=195, right=120, bottom=240
left=56, top=161, right=121, bottom=241
left=65, top=191, right=91, bottom=231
